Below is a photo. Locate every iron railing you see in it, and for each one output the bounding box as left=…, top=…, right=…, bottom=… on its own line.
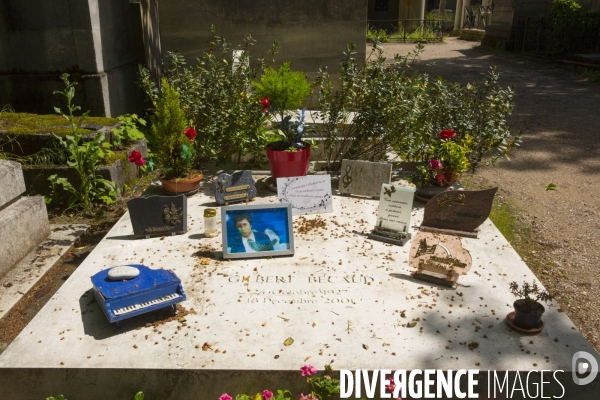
left=515, top=15, right=600, bottom=58
left=462, top=5, right=492, bottom=30
left=367, top=19, right=445, bottom=42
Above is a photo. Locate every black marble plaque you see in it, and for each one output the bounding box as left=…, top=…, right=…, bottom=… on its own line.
left=421, top=188, right=498, bottom=237
left=214, top=170, right=257, bottom=205
left=127, top=195, right=187, bottom=238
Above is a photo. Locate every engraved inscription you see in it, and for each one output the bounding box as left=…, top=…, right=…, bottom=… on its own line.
left=226, top=184, right=250, bottom=192
left=224, top=193, right=249, bottom=201
left=144, top=226, right=175, bottom=234
left=227, top=274, right=373, bottom=306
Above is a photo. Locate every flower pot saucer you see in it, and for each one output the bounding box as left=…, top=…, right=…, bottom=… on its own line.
left=264, top=176, right=278, bottom=193
left=505, top=311, right=544, bottom=334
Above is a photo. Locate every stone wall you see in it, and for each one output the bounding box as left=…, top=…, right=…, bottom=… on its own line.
left=483, top=0, right=553, bottom=49
left=0, top=0, right=144, bottom=117
left=158, top=0, right=367, bottom=78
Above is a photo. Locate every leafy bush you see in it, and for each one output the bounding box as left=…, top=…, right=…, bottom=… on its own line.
left=550, top=0, right=582, bottom=17
left=392, top=67, right=520, bottom=174
left=47, top=74, right=118, bottom=211
left=139, top=26, right=273, bottom=168
left=111, top=114, right=146, bottom=148
left=253, top=62, right=312, bottom=120
left=367, top=25, right=389, bottom=43
left=312, top=41, right=424, bottom=171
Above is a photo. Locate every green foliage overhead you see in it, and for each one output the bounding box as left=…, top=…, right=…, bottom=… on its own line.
left=151, top=79, right=192, bottom=180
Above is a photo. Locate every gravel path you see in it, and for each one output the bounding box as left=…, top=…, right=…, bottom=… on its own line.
left=381, top=38, right=600, bottom=351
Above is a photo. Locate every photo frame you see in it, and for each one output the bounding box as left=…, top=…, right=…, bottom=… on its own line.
left=221, top=203, right=295, bottom=259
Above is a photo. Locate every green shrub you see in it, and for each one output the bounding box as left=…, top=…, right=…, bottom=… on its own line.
left=550, top=0, right=582, bottom=17
left=47, top=74, right=118, bottom=211
left=151, top=79, right=193, bottom=180
left=367, top=25, right=389, bottom=43
left=253, top=62, right=312, bottom=120
left=392, top=67, right=520, bottom=173
left=313, top=42, right=425, bottom=170
left=139, top=27, right=273, bottom=168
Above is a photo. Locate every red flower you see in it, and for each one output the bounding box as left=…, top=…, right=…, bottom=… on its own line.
left=128, top=150, right=145, bottom=167
left=429, top=159, right=442, bottom=170
left=260, top=96, right=271, bottom=113
left=184, top=127, right=197, bottom=142
left=439, top=129, right=457, bottom=140
left=435, top=172, right=445, bottom=184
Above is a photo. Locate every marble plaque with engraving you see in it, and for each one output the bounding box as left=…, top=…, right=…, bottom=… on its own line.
left=421, top=188, right=498, bottom=237
left=127, top=195, right=187, bottom=238
left=214, top=170, right=257, bottom=205
left=338, top=160, right=392, bottom=198
left=277, top=175, right=332, bottom=215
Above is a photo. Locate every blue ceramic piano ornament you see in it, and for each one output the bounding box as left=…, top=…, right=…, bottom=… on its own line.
left=91, top=264, right=186, bottom=326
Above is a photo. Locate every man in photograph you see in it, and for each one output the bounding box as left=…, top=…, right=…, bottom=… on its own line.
left=228, top=213, right=285, bottom=253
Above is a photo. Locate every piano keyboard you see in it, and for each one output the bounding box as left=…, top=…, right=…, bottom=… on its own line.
left=113, top=293, right=180, bottom=316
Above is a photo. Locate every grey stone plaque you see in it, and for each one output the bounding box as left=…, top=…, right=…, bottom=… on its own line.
left=214, top=170, right=257, bottom=205
left=338, top=160, right=392, bottom=198
left=127, top=195, right=187, bottom=238
left=421, top=188, right=498, bottom=237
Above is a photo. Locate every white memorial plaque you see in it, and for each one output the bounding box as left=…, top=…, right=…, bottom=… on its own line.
left=374, top=183, right=416, bottom=237
left=276, top=175, right=333, bottom=215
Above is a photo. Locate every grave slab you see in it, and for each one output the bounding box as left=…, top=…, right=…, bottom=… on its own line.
left=0, top=185, right=597, bottom=399
left=0, top=196, right=50, bottom=278
left=0, top=224, right=88, bottom=322
left=0, top=160, right=26, bottom=208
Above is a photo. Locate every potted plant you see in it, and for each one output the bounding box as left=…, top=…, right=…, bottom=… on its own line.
left=152, top=79, right=202, bottom=195
left=411, top=129, right=473, bottom=201
left=253, top=62, right=314, bottom=180
left=508, top=280, right=554, bottom=331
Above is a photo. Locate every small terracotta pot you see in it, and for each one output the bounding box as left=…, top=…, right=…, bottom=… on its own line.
left=160, top=173, right=203, bottom=195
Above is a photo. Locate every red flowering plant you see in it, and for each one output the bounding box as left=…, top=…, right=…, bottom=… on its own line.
left=413, top=129, right=474, bottom=187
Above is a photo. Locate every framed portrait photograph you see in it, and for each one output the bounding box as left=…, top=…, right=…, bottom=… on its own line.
left=221, top=203, right=295, bottom=259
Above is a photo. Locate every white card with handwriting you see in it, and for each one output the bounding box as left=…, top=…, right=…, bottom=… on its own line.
left=375, top=184, right=415, bottom=235
left=277, top=175, right=333, bottom=215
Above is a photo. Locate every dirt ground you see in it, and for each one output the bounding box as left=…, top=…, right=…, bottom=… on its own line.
left=381, top=38, right=600, bottom=350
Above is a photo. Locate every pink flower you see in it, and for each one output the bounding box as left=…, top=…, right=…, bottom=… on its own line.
left=386, top=380, right=396, bottom=392
left=262, top=390, right=273, bottom=400
left=128, top=150, right=145, bottom=167
left=439, top=129, right=457, bottom=139
left=219, top=394, right=232, bottom=400
left=184, top=127, right=197, bottom=141
left=300, top=365, right=317, bottom=376
left=298, top=394, right=315, bottom=400
left=260, top=96, right=271, bottom=113
left=429, top=159, right=442, bottom=170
